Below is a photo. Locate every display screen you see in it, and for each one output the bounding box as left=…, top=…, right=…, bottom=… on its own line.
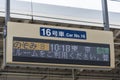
left=13, top=37, right=110, bottom=66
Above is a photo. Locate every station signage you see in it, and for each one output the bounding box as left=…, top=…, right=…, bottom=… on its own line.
left=40, top=27, right=86, bottom=40
left=6, top=22, right=115, bottom=69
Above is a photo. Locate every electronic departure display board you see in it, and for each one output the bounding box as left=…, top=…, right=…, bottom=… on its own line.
left=6, top=22, right=115, bottom=69
left=13, top=37, right=110, bottom=66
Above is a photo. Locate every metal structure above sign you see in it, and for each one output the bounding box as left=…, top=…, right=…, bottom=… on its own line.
left=5, top=22, right=115, bottom=69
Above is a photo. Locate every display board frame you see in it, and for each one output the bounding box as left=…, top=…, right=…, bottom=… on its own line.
left=6, top=22, right=115, bottom=69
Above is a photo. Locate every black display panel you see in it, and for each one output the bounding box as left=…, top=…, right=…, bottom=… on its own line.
left=13, top=37, right=110, bottom=66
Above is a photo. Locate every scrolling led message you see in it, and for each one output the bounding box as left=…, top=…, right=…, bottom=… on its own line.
left=13, top=37, right=110, bottom=66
